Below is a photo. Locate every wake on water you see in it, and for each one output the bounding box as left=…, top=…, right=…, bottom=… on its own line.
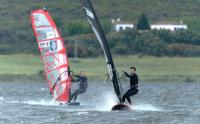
left=95, top=91, right=162, bottom=112
left=0, top=92, right=162, bottom=112
left=134, top=104, right=162, bottom=111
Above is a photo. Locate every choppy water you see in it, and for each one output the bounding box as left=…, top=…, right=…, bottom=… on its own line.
left=0, top=81, right=200, bottom=124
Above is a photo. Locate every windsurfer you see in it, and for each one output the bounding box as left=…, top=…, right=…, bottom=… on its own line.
left=69, top=71, right=88, bottom=102
left=122, top=66, right=139, bottom=105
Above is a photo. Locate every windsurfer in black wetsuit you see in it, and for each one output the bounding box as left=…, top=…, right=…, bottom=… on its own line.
left=122, top=66, right=139, bottom=105
left=69, top=71, right=88, bottom=102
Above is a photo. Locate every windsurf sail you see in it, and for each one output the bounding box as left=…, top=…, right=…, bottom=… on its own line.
left=31, top=8, right=71, bottom=103
left=80, top=0, right=122, bottom=102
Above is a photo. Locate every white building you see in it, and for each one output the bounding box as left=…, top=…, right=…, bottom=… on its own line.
left=112, top=18, right=134, bottom=32
left=151, top=24, right=187, bottom=31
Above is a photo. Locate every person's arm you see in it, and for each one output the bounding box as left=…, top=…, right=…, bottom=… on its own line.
left=131, top=75, right=139, bottom=89
left=75, top=75, right=81, bottom=78
left=71, top=75, right=80, bottom=82
left=124, top=72, right=132, bottom=78
left=135, top=75, right=138, bottom=84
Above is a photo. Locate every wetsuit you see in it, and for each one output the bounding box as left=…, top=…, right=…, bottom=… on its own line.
left=69, top=75, right=88, bottom=102
left=122, top=72, right=139, bottom=104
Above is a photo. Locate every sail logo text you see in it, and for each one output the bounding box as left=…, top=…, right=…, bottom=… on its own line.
left=50, top=40, right=57, bottom=51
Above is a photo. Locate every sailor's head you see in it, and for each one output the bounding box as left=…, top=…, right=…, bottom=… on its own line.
left=79, top=71, right=86, bottom=76
left=130, top=66, right=136, bottom=74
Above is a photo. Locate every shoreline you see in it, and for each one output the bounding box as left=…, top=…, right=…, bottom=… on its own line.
left=0, top=74, right=199, bottom=83
left=0, top=54, right=199, bottom=83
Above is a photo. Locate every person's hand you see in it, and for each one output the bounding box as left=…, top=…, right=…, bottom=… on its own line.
left=70, top=71, right=75, bottom=76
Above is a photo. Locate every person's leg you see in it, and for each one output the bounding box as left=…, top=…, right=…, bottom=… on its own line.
left=131, top=88, right=138, bottom=96
left=76, top=88, right=86, bottom=95
left=69, top=89, right=78, bottom=102
left=122, top=88, right=138, bottom=104
left=126, top=89, right=138, bottom=104
left=122, top=96, right=126, bottom=103
left=72, top=88, right=86, bottom=101
left=122, top=88, right=132, bottom=103
left=70, top=87, right=86, bottom=102
left=80, top=88, right=86, bottom=94
left=125, top=88, right=134, bottom=104
left=73, top=93, right=78, bottom=101
left=122, top=91, right=127, bottom=102
left=69, top=92, right=74, bottom=102
left=122, top=95, right=125, bottom=102
left=72, top=90, right=79, bottom=101
left=127, top=97, right=131, bottom=104
left=126, top=88, right=138, bottom=97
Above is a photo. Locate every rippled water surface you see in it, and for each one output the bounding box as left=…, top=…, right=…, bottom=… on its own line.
left=0, top=81, right=200, bottom=124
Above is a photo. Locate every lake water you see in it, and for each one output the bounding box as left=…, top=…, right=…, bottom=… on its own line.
left=0, top=81, right=200, bottom=124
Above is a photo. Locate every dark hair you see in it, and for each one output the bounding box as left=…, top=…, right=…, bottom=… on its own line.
left=130, top=66, right=136, bottom=71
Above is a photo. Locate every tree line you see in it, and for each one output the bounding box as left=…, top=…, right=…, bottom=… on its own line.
left=64, top=13, right=200, bottom=57
left=1, top=13, right=200, bottom=57
left=64, top=28, right=200, bottom=57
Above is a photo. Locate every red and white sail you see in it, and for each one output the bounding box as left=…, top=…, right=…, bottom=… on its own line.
left=31, top=9, right=71, bottom=103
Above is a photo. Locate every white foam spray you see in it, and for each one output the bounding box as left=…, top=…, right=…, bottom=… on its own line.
left=0, top=96, right=4, bottom=104
left=6, top=99, right=60, bottom=106
left=133, top=104, right=162, bottom=111
left=95, top=91, right=118, bottom=111
left=22, top=99, right=59, bottom=106
left=0, top=97, right=4, bottom=101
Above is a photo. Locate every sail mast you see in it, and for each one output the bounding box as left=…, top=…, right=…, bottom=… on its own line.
left=80, top=0, right=122, bottom=102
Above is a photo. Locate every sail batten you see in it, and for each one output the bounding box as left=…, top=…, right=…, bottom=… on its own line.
left=80, top=0, right=122, bottom=102
left=31, top=9, right=71, bottom=103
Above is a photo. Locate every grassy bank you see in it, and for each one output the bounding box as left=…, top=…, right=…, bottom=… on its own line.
left=0, top=54, right=200, bottom=82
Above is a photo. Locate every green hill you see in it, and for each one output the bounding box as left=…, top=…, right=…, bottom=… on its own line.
left=1, top=0, right=200, bottom=54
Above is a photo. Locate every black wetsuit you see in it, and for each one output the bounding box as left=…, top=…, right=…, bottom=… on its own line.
left=69, top=75, right=88, bottom=102
left=122, top=72, right=139, bottom=104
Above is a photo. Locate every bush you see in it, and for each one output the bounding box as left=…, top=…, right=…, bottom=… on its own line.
left=64, top=20, right=91, bottom=36
left=112, top=43, right=128, bottom=54
left=136, top=13, right=150, bottom=30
